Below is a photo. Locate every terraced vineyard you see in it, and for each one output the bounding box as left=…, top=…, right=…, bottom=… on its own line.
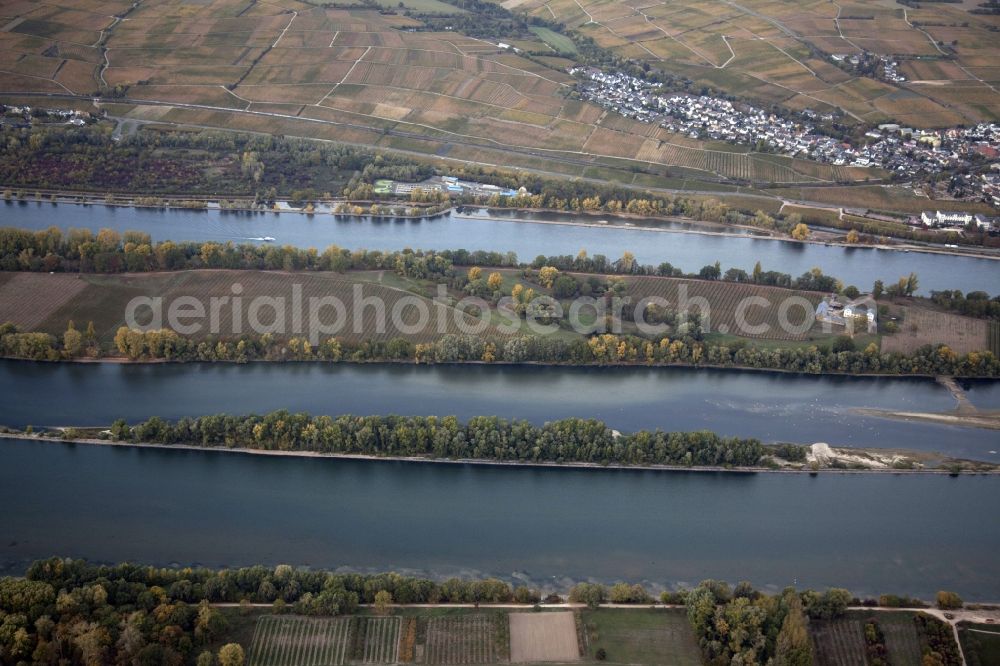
left=0, top=0, right=881, bottom=186
left=424, top=614, right=504, bottom=664
left=500, top=0, right=1000, bottom=127
left=248, top=616, right=352, bottom=666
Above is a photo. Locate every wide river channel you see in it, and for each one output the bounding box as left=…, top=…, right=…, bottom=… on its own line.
left=3, top=201, right=998, bottom=294
left=1, top=360, right=998, bottom=599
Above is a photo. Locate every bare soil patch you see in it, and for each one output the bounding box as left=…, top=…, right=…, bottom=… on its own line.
left=509, top=611, right=579, bottom=663
left=882, top=306, right=988, bottom=356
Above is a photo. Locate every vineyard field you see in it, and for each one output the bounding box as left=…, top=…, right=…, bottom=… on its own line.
left=624, top=276, right=825, bottom=341
left=423, top=613, right=504, bottom=664
left=811, top=616, right=867, bottom=666
left=877, top=613, right=923, bottom=665
left=0, top=270, right=520, bottom=345
left=355, top=617, right=401, bottom=664
left=248, top=616, right=352, bottom=666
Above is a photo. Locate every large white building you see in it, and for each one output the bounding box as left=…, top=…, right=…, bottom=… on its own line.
left=920, top=210, right=973, bottom=227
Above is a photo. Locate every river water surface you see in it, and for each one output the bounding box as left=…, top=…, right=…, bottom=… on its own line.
left=4, top=201, right=998, bottom=294
left=1, top=360, right=996, bottom=459
left=1, top=437, right=998, bottom=599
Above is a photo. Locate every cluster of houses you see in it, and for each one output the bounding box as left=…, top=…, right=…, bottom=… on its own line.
left=570, top=67, right=1000, bottom=204
left=1, top=105, right=89, bottom=126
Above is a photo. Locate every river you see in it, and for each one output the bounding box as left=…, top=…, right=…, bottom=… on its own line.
left=1, top=360, right=997, bottom=460
left=3, top=201, right=998, bottom=294
left=1, top=437, right=998, bottom=599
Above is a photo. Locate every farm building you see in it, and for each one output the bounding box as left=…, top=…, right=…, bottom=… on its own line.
left=816, top=294, right=877, bottom=335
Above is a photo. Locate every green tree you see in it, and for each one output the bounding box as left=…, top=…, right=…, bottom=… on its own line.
left=569, top=583, right=606, bottom=609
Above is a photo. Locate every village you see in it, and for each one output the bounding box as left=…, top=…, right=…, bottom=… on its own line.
left=571, top=66, right=1000, bottom=207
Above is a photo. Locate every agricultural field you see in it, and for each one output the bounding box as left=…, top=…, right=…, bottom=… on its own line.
left=528, top=26, right=577, bottom=55
left=810, top=615, right=867, bottom=666
left=1, top=268, right=979, bottom=354
left=811, top=612, right=925, bottom=666
left=424, top=613, right=506, bottom=664
left=623, top=275, right=826, bottom=342
left=0, top=270, right=522, bottom=346
left=880, top=305, right=988, bottom=356
left=0, top=271, right=88, bottom=330
left=959, top=623, right=1000, bottom=666
left=771, top=185, right=998, bottom=217
left=355, top=617, right=402, bottom=664
left=498, top=0, right=1000, bottom=126
left=580, top=609, right=700, bottom=665
left=248, top=616, right=353, bottom=666
left=0, top=0, right=880, bottom=187
left=508, top=612, right=578, bottom=663
left=240, top=609, right=707, bottom=666
left=875, top=612, right=923, bottom=665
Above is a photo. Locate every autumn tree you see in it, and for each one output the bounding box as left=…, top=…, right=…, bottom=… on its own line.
left=217, top=643, right=245, bottom=666
left=846, top=229, right=860, bottom=244
left=538, top=266, right=560, bottom=288
left=791, top=223, right=811, bottom=240
left=487, top=272, right=503, bottom=291
left=774, top=594, right=813, bottom=666
left=467, top=266, right=482, bottom=281
left=374, top=590, right=393, bottom=615
left=63, top=321, right=83, bottom=357
left=935, top=590, right=962, bottom=610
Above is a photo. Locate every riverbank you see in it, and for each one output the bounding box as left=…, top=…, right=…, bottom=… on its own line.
left=855, top=408, right=1000, bottom=431
left=461, top=208, right=1000, bottom=262
left=3, top=432, right=996, bottom=474
left=4, top=351, right=998, bottom=384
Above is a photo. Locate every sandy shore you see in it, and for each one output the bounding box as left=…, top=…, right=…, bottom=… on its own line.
left=855, top=408, right=1000, bottom=431
left=2, top=432, right=996, bottom=474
